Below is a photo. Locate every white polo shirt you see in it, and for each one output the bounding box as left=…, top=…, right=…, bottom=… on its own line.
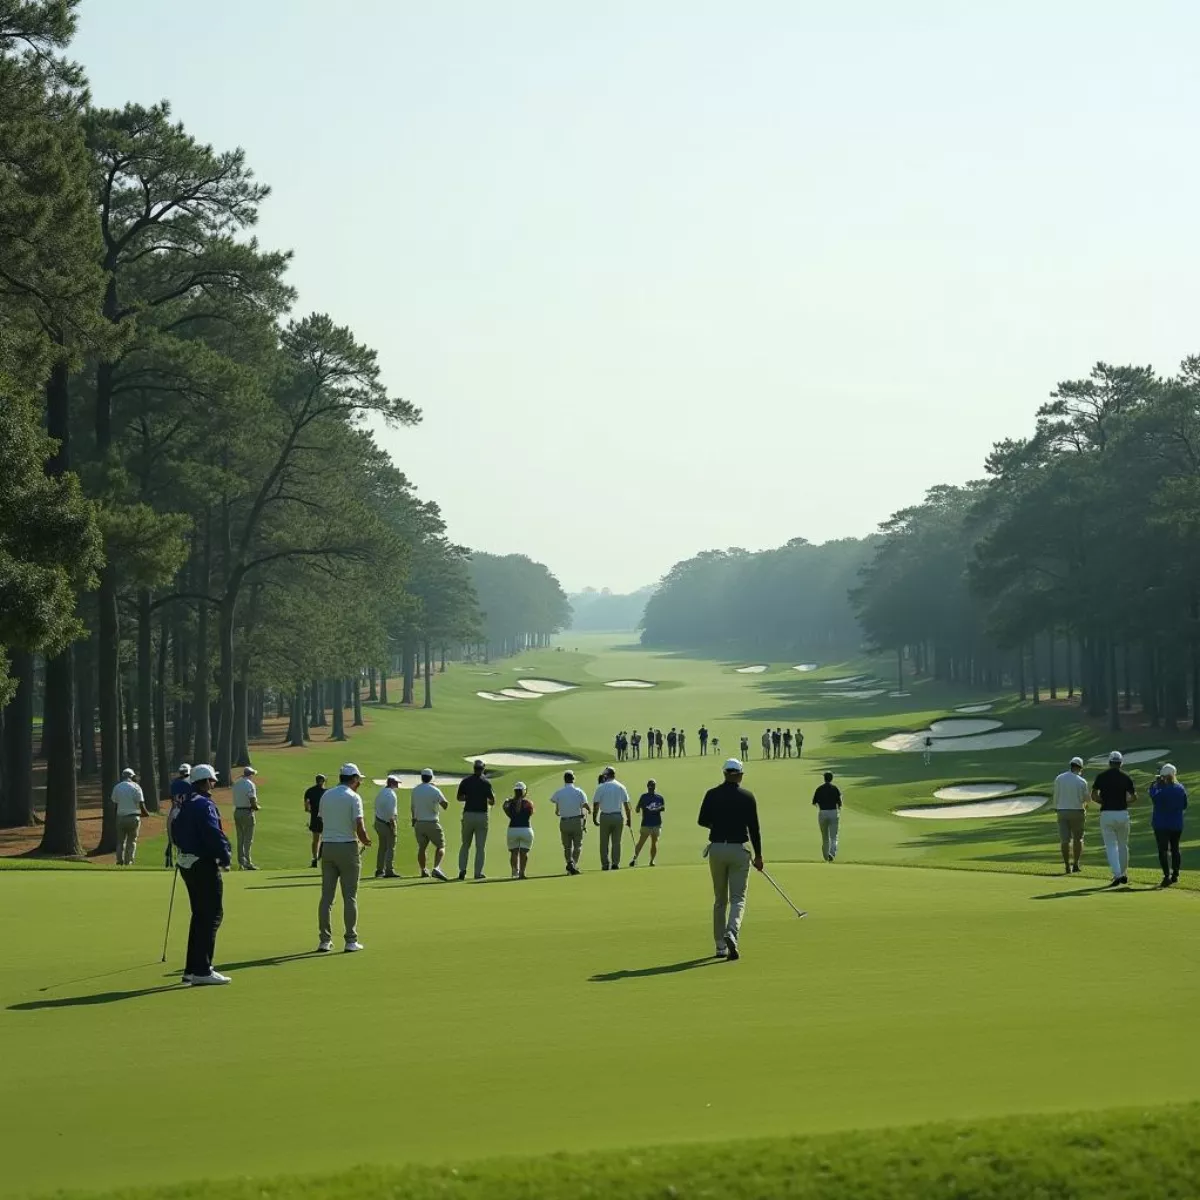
left=320, top=784, right=363, bottom=843
left=373, top=786, right=399, bottom=823
left=232, top=777, right=257, bottom=810
left=111, top=780, right=144, bottom=816
left=592, top=779, right=630, bottom=815
left=551, top=784, right=588, bottom=819
left=1053, top=770, right=1089, bottom=811
left=410, top=782, right=446, bottom=822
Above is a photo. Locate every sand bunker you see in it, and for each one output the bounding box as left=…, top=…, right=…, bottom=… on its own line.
left=736, top=665, right=768, bottom=673
left=929, top=718, right=1003, bottom=737
left=932, top=782, right=1019, bottom=801
left=955, top=703, right=995, bottom=714
left=896, top=795, right=1048, bottom=820
left=463, top=751, right=582, bottom=767
left=498, top=688, right=542, bottom=700
left=605, top=679, right=656, bottom=688
left=826, top=675, right=869, bottom=685
left=371, top=772, right=468, bottom=789
left=874, top=728, right=1042, bottom=753
left=515, top=679, right=577, bottom=694
left=820, top=688, right=887, bottom=699
left=1087, top=748, right=1171, bottom=767
left=477, top=691, right=518, bottom=702
left=889, top=691, right=912, bottom=698
left=793, top=664, right=818, bottom=672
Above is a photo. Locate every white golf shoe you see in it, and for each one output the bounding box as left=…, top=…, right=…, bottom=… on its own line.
left=344, top=941, right=365, bottom=953
left=189, top=970, right=231, bottom=986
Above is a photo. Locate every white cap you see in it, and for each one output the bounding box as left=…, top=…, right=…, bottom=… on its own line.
left=514, top=781, right=527, bottom=792
left=242, top=766, right=257, bottom=776
left=121, top=767, right=136, bottom=778
left=1108, top=751, right=1123, bottom=764
left=1070, top=756, right=1084, bottom=767
left=420, top=768, right=433, bottom=781
left=177, top=762, right=191, bottom=775
left=1161, top=763, right=1178, bottom=776
left=723, top=758, right=744, bottom=773
left=189, top=763, right=217, bottom=783
left=386, top=773, right=400, bottom=784
left=340, top=762, right=363, bottom=778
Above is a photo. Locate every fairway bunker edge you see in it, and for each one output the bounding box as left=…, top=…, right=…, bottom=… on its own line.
left=463, top=749, right=583, bottom=767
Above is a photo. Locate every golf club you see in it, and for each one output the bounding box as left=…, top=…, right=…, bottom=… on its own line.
left=160, top=866, right=179, bottom=963
left=762, top=869, right=807, bottom=918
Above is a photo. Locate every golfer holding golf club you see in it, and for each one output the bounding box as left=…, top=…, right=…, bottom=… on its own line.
left=697, top=758, right=763, bottom=961
left=317, top=763, right=371, bottom=952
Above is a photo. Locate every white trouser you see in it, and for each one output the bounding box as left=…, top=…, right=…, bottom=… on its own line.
left=1099, top=810, right=1131, bottom=878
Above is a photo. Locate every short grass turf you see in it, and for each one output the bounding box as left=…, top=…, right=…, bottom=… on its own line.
left=5, top=636, right=1200, bottom=1198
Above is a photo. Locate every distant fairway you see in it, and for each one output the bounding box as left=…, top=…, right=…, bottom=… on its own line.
left=3, top=636, right=1199, bottom=1198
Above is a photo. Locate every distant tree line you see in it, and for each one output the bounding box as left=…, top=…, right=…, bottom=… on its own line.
left=468, top=553, right=570, bottom=659
left=568, top=587, right=653, bottom=633
left=640, top=539, right=872, bottom=659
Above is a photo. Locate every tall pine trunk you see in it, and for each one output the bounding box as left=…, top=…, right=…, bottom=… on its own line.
left=76, top=630, right=97, bottom=778
left=0, top=652, right=35, bottom=826
left=352, top=676, right=364, bottom=726
left=136, top=589, right=158, bottom=809
left=330, top=678, right=346, bottom=740
left=154, top=616, right=170, bottom=801
left=233, top=679, right=250, bottom=766
left=379, top=668, right=389, bottom=704
left=367, top=667, right=377, bottom=702
left=40, top=645, right=80, bottom=855
left=402, top=640, right=416, bottom=705
left=192, top=517, right=212, bottom=764
left=423, top=641, right=433, bottom=708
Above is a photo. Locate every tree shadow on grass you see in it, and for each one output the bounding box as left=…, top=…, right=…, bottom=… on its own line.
left=1031, top=883, right=1164, bottom=901
left=590, top=957, right=717, bottom=982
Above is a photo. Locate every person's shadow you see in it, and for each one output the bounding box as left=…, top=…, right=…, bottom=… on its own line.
left=590, top=957, right=717, bottom=982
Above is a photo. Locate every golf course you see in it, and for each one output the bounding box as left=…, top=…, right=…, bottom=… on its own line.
left=4, top=636, right=1198, bottom=1199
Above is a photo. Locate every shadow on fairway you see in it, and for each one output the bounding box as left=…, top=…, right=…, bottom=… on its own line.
left=9, top=984, right=182, bottom=1010
left=1031, top=884, right=1161, bottom=901
left=590, top=957, right=717, bottom=982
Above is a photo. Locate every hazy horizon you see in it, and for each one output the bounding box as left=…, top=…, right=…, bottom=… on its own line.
left=74, top=0, right=1200, bottom=592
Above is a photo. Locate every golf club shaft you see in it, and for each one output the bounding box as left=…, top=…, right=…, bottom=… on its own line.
left=762, top=869, right=806, bottom=918
left=161, top=866, right=179, bottom=963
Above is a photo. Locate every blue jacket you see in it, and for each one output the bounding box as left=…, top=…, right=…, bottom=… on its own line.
left=1149, top=781, right=1188, bottom=832
left=172, top=792, right=232, bottom=867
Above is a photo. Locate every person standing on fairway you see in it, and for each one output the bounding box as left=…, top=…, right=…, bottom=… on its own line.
left=667, top=727, right=678, bottom=758
left=740, top=734, right=750, bottom=760
left=812, top=771, right=842, bottom=861
left=761, top=728, right=771, bottom=760
left=630, top=779, right=664, bottom=866
left=411, top=768, right=450, bottom=880
left=631, top=730, right=641, bottom=760
left=165, top=763, right=192, bottom=868
left=1149, top=764, right=1187, bottom=887
left=457, top=759, right=495, bottom=880
left=317, top=763, right=370, bottom=952
left=795, top=729, right=804, bottom=759
left=504, top=783, right=535, bottom=879
left=304, top=774, right=326, bottom=867
left=372, top=774, right=400, bottom=878
left=231, top=766, right=260, bottom=870
left=677, top=728, right=687, bottom=757
left=1053, top=756, right=1089, bottom=874
left=112, top=767, right=150, bottom=866
left=771, top=728, right=781, bottom=759
left=782, top=728, right=793, bottom=758
left=698, top=724, right=709, bottom=756
left=922, top=735, right=933, bottom=766
left=592, top=766, right=632, bottom=870
left=1092, top=751, right=1136, bottom=887
left=698, top=758, right=763, bottom=961
left=172, top=764, right=232, bottom=985
left=655, top=728, right=664, bottom=758
left=551, top=769, right=590, bottom=874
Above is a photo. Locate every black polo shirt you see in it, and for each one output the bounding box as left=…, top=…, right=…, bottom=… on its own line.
left=697, top=780, right=762, bottom=856
left=812, top=782, right=841, bottom=811
left=304, top=784, right=325, bottom=813
left=1092, top=767, right=1135, bottom=811
left=457, top=773, right=495, bottom=814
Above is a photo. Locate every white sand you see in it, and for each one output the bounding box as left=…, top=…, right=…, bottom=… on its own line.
left=463, top=751, right=581, bottom=767
left=955, top=703, right=995, bottom=714
left=932, top=782, right=1018, bottom=801
left=928, top=718, right=1002, bottom=737
left=372, top=772, right=467, bottom=789
left=1087, top=748, right=1170, bottom=766
left=476, top=692, right=518, bottom=702
left=498, top=688, right=542, bottom=700
left=826, top=675, right=868, bottom=685
left=793, top=664, right=818, bottom=672
left=896, top=795, right=1048, bottom=820
left=515, top=679, right=577, bottom=694
left=736, top=665, right=768, bottom=673
left=469, top=671, right=499, bottom=676
left=605, top=680, right=656, bottom=688
left=888, top=691, right=912, bottom=698
left=874, top=728, right=1042, bottom=753
left=820, top=689, right=887, bottom=699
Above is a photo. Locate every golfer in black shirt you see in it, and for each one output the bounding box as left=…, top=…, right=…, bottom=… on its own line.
left=813, top=772, right=841, bottom=861
left=457, top=759, right=495, bottom=881
left=697, top=758, right=763, bottom=961
left=1092, top=751, right=1137, bottom=886
left=304, top=774, right=326, bottom=868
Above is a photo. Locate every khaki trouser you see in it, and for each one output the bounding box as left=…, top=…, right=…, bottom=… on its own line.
left=117, top=814, right=140, bottom=865
left=374, top=818, right=396, bottom=875
left=818, top=810, right=840, bottom=859
left=560, top=816, right=584, bottom=865
left=319, top=841, right=361, bottom=944
left=414, top=819, right=445, bottom=852
left=234, top=808, right=256, bottom=867
left=708, top=842, right=751, bottom=946
left=598, top=812, right=625, bottom=868
left=459, top=812, right=489, bottom=877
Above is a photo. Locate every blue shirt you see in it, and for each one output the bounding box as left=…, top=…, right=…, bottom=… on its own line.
left=637, top=792, right=665, bottom=827
left=1149, top=781, right=1188, bottom=832
left=172, top=792, right=232, bottom=867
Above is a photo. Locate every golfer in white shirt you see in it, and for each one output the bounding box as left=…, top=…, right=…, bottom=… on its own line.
left=231, top=766, right=260, bottom=870
left=373, top=775, right=400, bottom=878
left=317, top=763, right=371, bottom=953
left=1053, top=756, right=1089, bottom=874
left=410, top=769, right=449, bottom=880
left=111, top=768, right=150, bottom=866
left=591, top=766, right=632, bottom=871
left=550, top=770, right=590, bottom=874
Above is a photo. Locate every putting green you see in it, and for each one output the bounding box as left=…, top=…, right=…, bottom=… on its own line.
left=4, top=634, right=1200, bottom=1199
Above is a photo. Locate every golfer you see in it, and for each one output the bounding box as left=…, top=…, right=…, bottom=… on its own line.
left=1149, top=764, right=1187, bottom=887
left=304, top=774, right=326, bottom=867
left=795, top=729, right=804, bottom=758
left=317, top=763, right=370, bottom=952
left=231, top=765, right=260, bottom=870
left=112, top=767, right=150, bottom=866
left=171, top=764, right=232, bottom=985
left=760, top=728, right=771, bottom=760
left=740, top=735, right=750, bottom=759
left=677, top=729, right=687, bottom=757
left=922, top=735, right=933, bottom=766
left=592, top=766, right=632, bottom=870
left=504, top=783, right=535, bottom=879
left=698, top=725, right=709, bottom=755
left=550, top=769, right=590, bottom=874
left=457, top=759, right=495, bottom=881
left=165, top=762, right=192, bottom=868
left=372, top=774, right=400, bottom=878
left=812, top=771, right=842, bottom=861
left=630, top=779, right=664, bottom=866
left=411, top=768, right=450, bottom=880
left=1053, top=756, right=1088, bottom=874
left=1092, top=751, right=1136, bottom=887
left=698, top=758, right=763, bottom=961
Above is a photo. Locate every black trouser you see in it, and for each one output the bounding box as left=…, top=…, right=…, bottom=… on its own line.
left=181, top=860, right=224, bottom=976
left=1154, top=828, right=1182, bottom=877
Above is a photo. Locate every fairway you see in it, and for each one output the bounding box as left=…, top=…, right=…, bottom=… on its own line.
left=4, top=637, right=1199, bottom=1198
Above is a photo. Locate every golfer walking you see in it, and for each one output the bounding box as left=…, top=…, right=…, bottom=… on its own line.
left=812, top=771, right=842, bottom=861
left=457, top=759, right=495, bottom=881
left=112, top=767, right=150, bottom=866
left=171, top=764, right=232, bottom=985
left=592, top=766, right=632, bottom=871
left=1092, top=751, right=1136, bottom=887
left=1053, top=756, right=1088, bottom=874
left=231, top=765, right=260, bottom=870
left=317, top=763, right=370, bottom=952
left=504, top=783, right=535, bottom=879
left=550, top=770, right=590, bottom=874
left=372, top=774, right=400, bottom=878
left=411, top=768, right=450, bottom=880
left=1149, top=764, right=1187, bottom=887
left=304, top=773, right=326, bottom=867
left=698, top=758, right=763, bottom=961
left=631, top=779, right=664, bottom=866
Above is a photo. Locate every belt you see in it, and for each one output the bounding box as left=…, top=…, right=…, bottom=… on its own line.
left=712, top=839, right=747, bottom=844
left=234, top=807, right=253, bottom=812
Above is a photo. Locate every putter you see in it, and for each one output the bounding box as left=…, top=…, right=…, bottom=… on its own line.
left=161, top=866, right=180, bottom=963
left=762, top=869, right=807, bottom=918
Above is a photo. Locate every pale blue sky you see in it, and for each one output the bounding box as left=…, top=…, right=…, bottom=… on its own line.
left=74, top=1, right=1200, bottom=591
